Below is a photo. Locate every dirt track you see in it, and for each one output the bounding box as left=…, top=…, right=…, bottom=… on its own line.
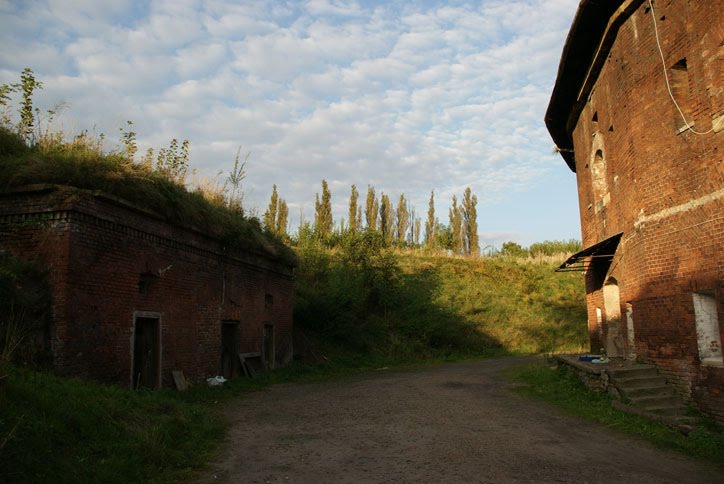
left=199, top=357, right=722, bottom=483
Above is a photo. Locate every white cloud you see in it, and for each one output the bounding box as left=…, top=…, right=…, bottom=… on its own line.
left=0, top=0, right=582, bottom=244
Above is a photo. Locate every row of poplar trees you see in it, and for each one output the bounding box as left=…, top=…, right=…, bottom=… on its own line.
left=263, top=180, right=480, bottom=255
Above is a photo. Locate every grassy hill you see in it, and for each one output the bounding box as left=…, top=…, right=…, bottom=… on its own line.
left=293, top=235, right=588, bottom=365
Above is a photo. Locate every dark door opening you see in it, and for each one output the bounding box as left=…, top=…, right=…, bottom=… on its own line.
left=221, top=321, right=240, bottom=379
left=262, top=323, right=275, bottom=370
left=132, top=316, right=159, bottom=389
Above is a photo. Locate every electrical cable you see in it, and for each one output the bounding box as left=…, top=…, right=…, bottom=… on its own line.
left=648, top=0, right=714, bottom=135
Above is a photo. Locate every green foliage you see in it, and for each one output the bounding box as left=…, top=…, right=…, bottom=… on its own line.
left=395, top=193, right=409, bottom=243
left=263, top=184, right=289, bottom=238
left=462, top=187, right=479, bottom=255
left=0, top=127, right=28, bottom=157
left=295, top=244, right=588, bottom=362
left=513, top=363, right=724, bottom=467
left=449, top=195, right=463, bottom=254
left=0, top=366, right=223, bottom=483
left=0, top=69, right=293, bottom=265
left=155, top=138, right=189, bottom=184
left=348, top=184, right=359, bottom=233
left=264, top=184, right=279, bottom=231
left=0, top=144, right=295, bottom=266
left=294, top=230, right=401, bottom=351
left=424, top=190, right=436, bottom=248
left=379, top=192, right=393, bottom=243
left=0, top=253, right=50, bottom=367
left=276, top=198, right=288, bottom=236
left=528, top=239, right=582, bottom=257
left=119, top=120, right=137, bottom=161
left=398, top=254, right=588, bottom=354
left=14, top=68, right=42, bottom=141
left=224, top=147, right=247, bottom=212
left=364, top=185, right=378, bottom=231
left=500, top=241, right=527, bottom=257
left=313, top=179, right=333, bottom=240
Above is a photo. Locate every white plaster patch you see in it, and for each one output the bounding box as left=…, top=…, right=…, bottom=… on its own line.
left=693, top=293, right=723, bottom=367
left=634, top=188, right=724, bottom=229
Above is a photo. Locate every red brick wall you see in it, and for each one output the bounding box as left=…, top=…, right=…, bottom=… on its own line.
left=0, top=185, right=294, bottom=388
left=569, top=0, right=723, bottom=420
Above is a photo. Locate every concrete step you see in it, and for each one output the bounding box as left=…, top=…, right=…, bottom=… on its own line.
left=645, top=404, right=689, bottom=417
left=608, top=366, right=659, bottom=379
left=620, top=384, right=675, bottom=399
left=630, top=394, right=685, bottom=409
left=611, top=401, right=698, bottom=434
left=614, top=375, right=669, bottom=390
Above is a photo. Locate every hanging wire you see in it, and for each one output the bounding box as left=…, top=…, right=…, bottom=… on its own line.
left=648, top=0, right=714, bottom=135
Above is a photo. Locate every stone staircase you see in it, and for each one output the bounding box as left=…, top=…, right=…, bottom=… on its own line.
left=607, top=364, right=698, bottom=431
left=554, top=355, right=700, bottom=433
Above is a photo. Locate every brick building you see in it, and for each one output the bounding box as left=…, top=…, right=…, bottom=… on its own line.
left=546, top=0, right=723, bottom=420
left=0, top=184, right=295, bottom=388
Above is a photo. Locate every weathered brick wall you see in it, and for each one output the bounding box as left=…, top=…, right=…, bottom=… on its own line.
left=0, top=185, right=294, bottom=388
left=569, top=0, right=723, bottom=420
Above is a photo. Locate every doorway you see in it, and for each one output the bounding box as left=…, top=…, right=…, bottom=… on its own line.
left=221, top=321, right=240, bottom=379
left=132, top=315, right=160, bottom=389
left=603, top=279, right=623, bottom=357
left=262, top=323, right=275, bottom=370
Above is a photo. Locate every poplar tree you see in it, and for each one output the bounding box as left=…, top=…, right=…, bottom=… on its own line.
left=462, top=187, right=479, bottom=256
left=396, top=193, right=409, bottom=244
left=263, top=185, right=289, bottom=237
left=379, top=193, right=394, bottom=243
left=407, top=204, right=416, bottom=243
left=424, top=191, right=436, bottom=248
left=314, top=179, right=333, bottom=239
left=413, top=218, right=421, bottom=246
left=348, top=184, right=359, bottom=233
left=263, top=184, right=279, bottom=232
left=365, top=185, right=378, bottom=231
left=449, top=195, right=463, bottom=254
left=276, top=199, right=289, bottom=236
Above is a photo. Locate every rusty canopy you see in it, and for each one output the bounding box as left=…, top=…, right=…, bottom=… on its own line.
left=556, top=232, right=623, bottom=272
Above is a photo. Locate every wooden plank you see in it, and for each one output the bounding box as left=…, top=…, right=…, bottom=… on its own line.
left=238, top=353, right=259, bottom=378
left=238, top=353, right=250, bottom=378
left=239, top=352, right=261, bottom=358
left=172, top=370, right=188, bottom=391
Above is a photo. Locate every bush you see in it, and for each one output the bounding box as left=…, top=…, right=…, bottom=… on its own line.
left=0, top=252, right=50, bottom=368
left=0, top=127, right=28, bottom=156
left=294, top=230, right=401, bottom=351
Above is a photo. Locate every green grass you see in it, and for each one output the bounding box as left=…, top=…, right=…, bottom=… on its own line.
left=511, top=362, right=724, bottom=467
left=294, top=244, right=587, bottom=365
left=397, top=253, right=588, bottom=354
left=0, top=127, right=295, bottom=266
left=0, top=365, right=223, bottom=484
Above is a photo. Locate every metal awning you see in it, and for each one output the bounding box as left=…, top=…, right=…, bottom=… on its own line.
left=556, top=232, right=623, bottom=272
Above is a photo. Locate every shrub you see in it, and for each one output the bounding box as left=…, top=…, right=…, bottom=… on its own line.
left=0, top=252, right=50, bottom=369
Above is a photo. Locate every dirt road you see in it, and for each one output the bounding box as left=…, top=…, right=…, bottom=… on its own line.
left=199, top=357, right=722, bottom=483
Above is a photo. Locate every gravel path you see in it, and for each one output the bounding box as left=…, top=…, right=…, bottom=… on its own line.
left=199, top=356, right=722, bottom=484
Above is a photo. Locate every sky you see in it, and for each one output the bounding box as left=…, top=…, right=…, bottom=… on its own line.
left=0, top=0, right=583, bottom=249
